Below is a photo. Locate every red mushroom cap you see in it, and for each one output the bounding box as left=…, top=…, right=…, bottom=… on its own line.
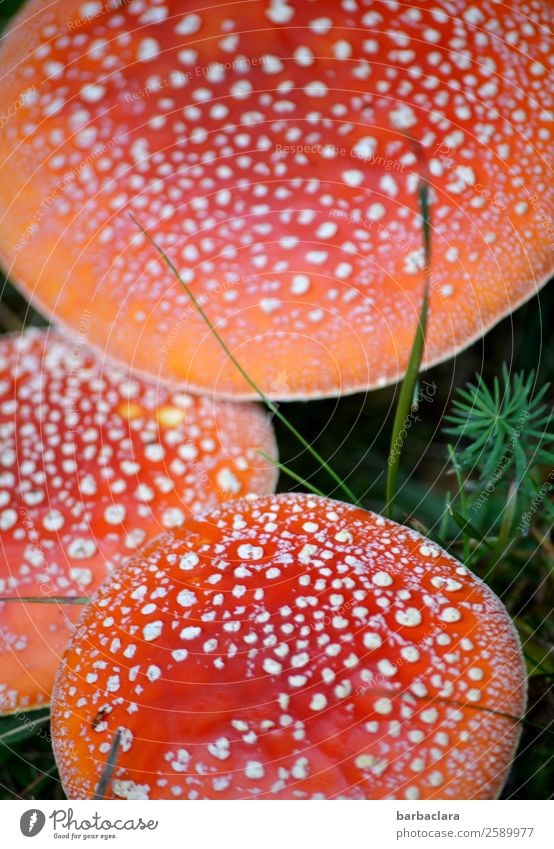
left=0, top=329, right=276, bottom=713
left=0, top=0, right=551, bottom=398
left=52, top=493, right=526, bottom=800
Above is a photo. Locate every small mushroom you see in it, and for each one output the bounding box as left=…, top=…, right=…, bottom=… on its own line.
left=0, top=329, right=276, bottom=713
left=0, top=1, right=551, bottom=398
left=52, top=493, right=525, bottom=800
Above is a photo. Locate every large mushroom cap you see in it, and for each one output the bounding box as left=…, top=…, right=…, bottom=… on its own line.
left=0, top=0, right=551, bottom=399
left=0, top=329, right=276, bottom=713
left=52, top=493, right=526, bottom=800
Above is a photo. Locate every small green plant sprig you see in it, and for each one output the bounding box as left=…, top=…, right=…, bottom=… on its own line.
left=444, top=366, right=553, bottom=555
left=445, top=366, right=553, bottom=489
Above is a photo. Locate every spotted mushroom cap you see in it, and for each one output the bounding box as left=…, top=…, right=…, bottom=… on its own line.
left=0, top=1, right=551, bottom=399
left=52, top=493, right=525, bottom=800
left=0, top=329, right=276, bottom=713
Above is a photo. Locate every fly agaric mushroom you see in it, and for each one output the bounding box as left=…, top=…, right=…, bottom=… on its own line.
left=0, top=329, right=276, bottom=714
left=0, top=1, right=551, bottom=399
left=52, top=493, right=525, bottom=800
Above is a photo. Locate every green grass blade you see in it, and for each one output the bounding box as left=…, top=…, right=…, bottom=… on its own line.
left=0, top=596, right=88, bottom=605
left=0, top=711, right=50, bottom=747
left=490, top=481, right=519, bottom=565
left=131, top=214, right=360, bottom=505
left=447, top=508, right=495, bottom=552
left=22, top=764, right=58, bottom=798
left=258, top=450, right=327, bottom=497
left=385, top=181, right=431, bottom=519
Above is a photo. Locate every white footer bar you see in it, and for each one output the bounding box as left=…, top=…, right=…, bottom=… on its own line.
left=3, top=800, right=550, bottom=848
